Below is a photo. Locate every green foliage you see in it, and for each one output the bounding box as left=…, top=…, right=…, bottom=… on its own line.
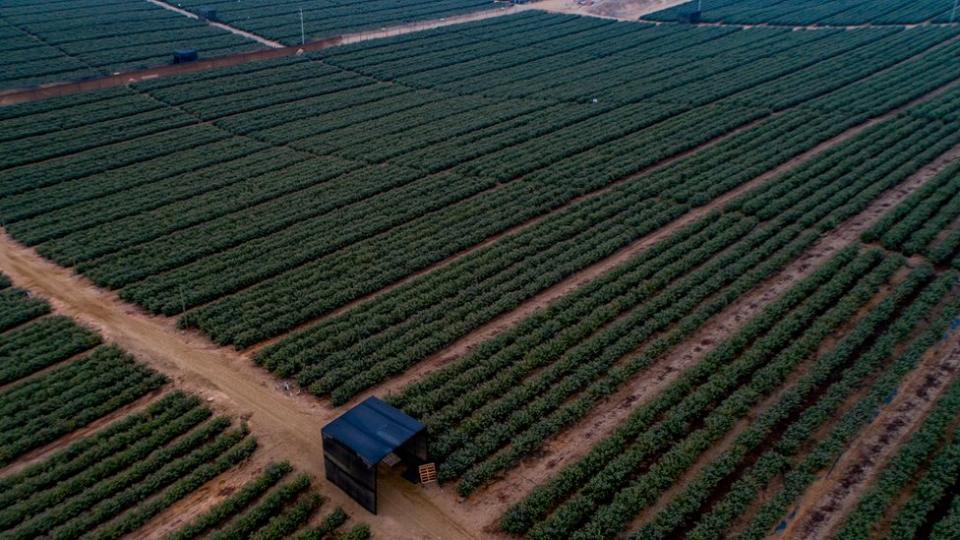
left=336, top=524, right=372, bottom=540
left=0, top=315, right=101, bottom=384
left=293, top=508, right=349, bottom=540
left=0, top=346, right=166, bottom=467
left=207, top=474, right=313, bottom=540
left=249, top=491, right=323, bottom=540
left=835, top=361, right=960, bottom=540
left=170, top=461, right=294, bottom=540
left=633, top=266, right=948, bottom=539
left=0, top=287, right=50, bottom=332
left=735, top=288, right=960, bottom=540
left=0, top=0, right=255, bottom=90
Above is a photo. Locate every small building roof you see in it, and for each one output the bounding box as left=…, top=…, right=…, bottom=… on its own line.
left=321, top=396, right=425, bottom=467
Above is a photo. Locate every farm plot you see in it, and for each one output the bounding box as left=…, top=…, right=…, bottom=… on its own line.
left=252, top=23, right=960, bottom=402
left=0, top=272, right=363, bottom=540
left=827, top=369, right=960, bottom=540
left=501, top=249, right=960, bottom=539
left=174, top=0, right=505, bottom=46
left=4, top=9, right=960, bottom=540
left=0, top=0, right=260, bottom=90
left=647, top=0, right=955, bottom=26
left=0, top=14, right=958, bottom=362
left=862, top=155, right=960, bottom=268
left=382, top=81, right=960, bottom=498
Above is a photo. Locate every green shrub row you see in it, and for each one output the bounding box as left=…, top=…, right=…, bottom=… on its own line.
left=170, top=461, right=294, bottom=540
left=835, top=344, right=960, bottom=539
left=733, top=289, right=960, bottom=539
left=208, top=474, right=312, bottom=540
left=633, top=266, right=946, bottom=539
left=0, top=347, right=166, bottom=467
left=535, top=250, right=895, bottom=539
left=0, top=315, right=101, bottom=384
left=499, top=246, right=863, bottom=533
left=292, top=507, right=348, bottom=540
left=0, top=287, right=50, bottom=333
left=0, top=392, right=198, bottom=503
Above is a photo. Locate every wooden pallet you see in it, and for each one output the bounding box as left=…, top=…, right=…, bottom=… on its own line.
left=418, top=463, right=438, bottom=484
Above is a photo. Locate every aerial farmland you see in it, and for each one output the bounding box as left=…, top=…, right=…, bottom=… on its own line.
left=2, top=0, right=960, bottom=538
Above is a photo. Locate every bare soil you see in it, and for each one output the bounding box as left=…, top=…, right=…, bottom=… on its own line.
left=531, top=0, right=689, bottom=20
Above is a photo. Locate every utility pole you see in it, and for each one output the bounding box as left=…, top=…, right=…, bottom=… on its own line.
left=952, top=0, right=959, bottom=23
left=300, top=8, right=305, bottom=45
left=697, top=0, right=702, bottom=12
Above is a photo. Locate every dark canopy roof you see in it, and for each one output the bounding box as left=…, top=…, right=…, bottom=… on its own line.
left=321, top=396, right=425, bottom=467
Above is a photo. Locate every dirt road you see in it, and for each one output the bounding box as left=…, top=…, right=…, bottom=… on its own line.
left=0, top=230, right=481, bottom=540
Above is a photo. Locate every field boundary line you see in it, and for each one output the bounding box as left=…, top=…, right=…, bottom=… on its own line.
left=143, top=0, right=285, bottom=49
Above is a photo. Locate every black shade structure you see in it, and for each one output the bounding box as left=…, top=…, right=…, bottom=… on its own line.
left=321, top=396, right=428, bottom=513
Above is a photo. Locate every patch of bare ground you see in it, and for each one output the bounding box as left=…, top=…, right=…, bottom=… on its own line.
left=0, top=231, right=481, bottom=540
left=531, top=0, right=689, bottom=20
left=781, top=327, right=960, bottom=539
left=0, top=388, right=167, bottom=478
left=460, top=139, right=960, bottom=526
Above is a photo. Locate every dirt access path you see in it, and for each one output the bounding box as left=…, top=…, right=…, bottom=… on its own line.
left=0, top=231, right=481, bottom=540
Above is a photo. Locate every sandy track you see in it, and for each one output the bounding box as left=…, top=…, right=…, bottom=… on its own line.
left=532, top=0, right=688, bottom=19
left=0, top=231, right=480, bottom=540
